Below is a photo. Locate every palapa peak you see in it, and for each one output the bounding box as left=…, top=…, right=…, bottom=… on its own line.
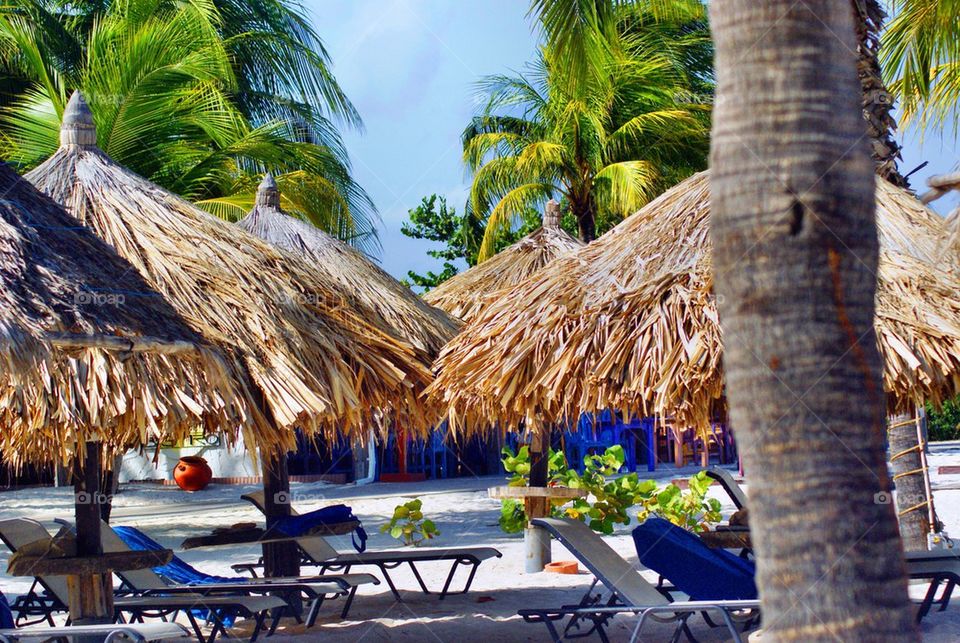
left=61, top=91, right=97, bottom=149
left=256, top=173, right=281, bottom=208
left=543, top=199, right=561, bottom=230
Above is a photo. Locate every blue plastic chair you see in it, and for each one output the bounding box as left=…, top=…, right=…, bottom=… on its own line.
left=565, top=411, right=640, bottom=473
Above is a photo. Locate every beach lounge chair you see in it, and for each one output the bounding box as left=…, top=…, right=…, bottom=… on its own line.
left=0, top=518, right=285, bottom=642
left=703, top=467, right=748, bottom=511
left=234, top=491, right=502, bottom=600
left=700, top=469, right=960, bottom=621
left=906, top=549, right=960, bottom=620
left=517, top=518, right=760, bottom=643
left=95, top=522, right=378, bottom=622
left=0, top=622, right=190, bottom=642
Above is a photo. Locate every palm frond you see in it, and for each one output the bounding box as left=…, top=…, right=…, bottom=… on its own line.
left=479, top=183, right=555, bottom=261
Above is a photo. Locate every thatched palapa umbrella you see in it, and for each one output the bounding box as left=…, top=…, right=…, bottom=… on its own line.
left=429, top=170, right=960, bottom=438
left=27, top=92, right=436, bottom=578
left=238, top=174, right=461, bottom=356
left=423, top=200, right=583, bottom=322
left=238, top=175, right=460, bottom=479
left=0, top=160, right=248, bottom=623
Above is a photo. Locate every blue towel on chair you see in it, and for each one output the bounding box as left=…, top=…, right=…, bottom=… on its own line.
left=632, top=518, right=757, bottom=600
left=114, top=526, right=236, bottom=584
left=114, top=526, right=239, bottom=626
left=273, top=504, right=367, bottom=552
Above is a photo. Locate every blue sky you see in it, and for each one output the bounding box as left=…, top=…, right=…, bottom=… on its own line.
left=309, top=1, right=960, bottom=282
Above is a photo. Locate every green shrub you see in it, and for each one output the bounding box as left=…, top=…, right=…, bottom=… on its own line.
left=927, top=396, right=960, bottom=442
left=498, top=445, right=721, bottom=535
left=380, top=498, right=439, bottom=546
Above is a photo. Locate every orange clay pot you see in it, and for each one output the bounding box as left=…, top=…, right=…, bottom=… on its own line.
left=173, top=455, right=212, bottom=491
left=545, top=561, right=579, bottom=574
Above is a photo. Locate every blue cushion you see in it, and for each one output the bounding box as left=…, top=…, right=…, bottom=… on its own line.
left=632, top=518, right=757, bottom=600
left=0, top=591, right=14, bottom=629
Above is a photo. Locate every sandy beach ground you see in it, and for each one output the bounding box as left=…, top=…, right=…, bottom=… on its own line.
left=2, top=446, right=958, bottom=641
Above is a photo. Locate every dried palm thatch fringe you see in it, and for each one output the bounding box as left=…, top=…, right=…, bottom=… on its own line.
left=25, top=93, right=437, bottom=452
left=238, top=175, right=460, bottom=357
left=423, top=202, right=583, bottom=323
left=429, top=171, right=960, bottom=437
left=0, top=161, right=245, bottom=466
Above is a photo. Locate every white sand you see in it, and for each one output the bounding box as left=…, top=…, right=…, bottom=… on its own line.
left=1, top=449, right=958, bottom=641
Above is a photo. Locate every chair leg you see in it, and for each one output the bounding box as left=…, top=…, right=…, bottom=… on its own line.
left=186, top=611, right=208, bottom=643
left=207, top=610, right=228, bottom=643
left=378, top=564, right=403, bottom=600
left=718, top=609, right=745, bottom=643
left=917, top=577, right=943, bottom=621
left=250, top=609, right=267, bottom=642
left=340, top=586, right=359, bottom=619
left=407, top=560, right=432, bottom=594
left=459, top=561, right=481, bottom=595
left=938, top=578, right=956, bottom=612
left=306, top=595, right=324, bottom=627
left=439, top=560, right=462, bottom=598
left=268, top=608, right=283, bottom=636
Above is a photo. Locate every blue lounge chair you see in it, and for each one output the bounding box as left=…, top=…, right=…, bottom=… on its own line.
left=99, top=524, right=378, bottom=623
left=518, top=518, right=759, bottom=642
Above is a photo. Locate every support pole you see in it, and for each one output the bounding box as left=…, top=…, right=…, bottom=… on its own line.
left=261, top=452, right=300, bottom=577
left=71, top=441, right=113, bottom=627
left=524, top=428, right=551, bottom=573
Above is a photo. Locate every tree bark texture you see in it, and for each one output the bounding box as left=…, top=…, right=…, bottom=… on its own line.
left=709, top=1, right=917, bottom=640
left=888, top=413, right=931, bottom=551
left=852, top=0, right=908, bottom=188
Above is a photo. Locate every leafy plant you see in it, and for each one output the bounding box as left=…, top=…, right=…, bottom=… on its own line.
left=380, top=498, right=439, bottom=546
left=498, top=444, right=722, bottom=535
left=400, top=194, right=578, bottom=290
left=927, top=395, right=960, bottom=442
left=636, top=470, right=722, bottom=533
left=0, top=0, right=377, bottom=252
left=465, top=2, right=713, bottom=258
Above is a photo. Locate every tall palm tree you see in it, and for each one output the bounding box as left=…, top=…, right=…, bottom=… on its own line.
left=465, top=6, right=711, bottom=260
left=0, top=0, right=378, bottom=252
left=533, top=0, right=933, bottom=553
left=710, top=0, right=917, bottom=637
left=881, top=0, right=960, bottom=137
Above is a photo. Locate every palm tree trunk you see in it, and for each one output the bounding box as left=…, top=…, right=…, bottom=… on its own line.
left=852, top=0, right=934, bottom=548
left=853, top=0, right=909, bottom=188
left=888, top=413, right=931, bottom=550
left=710, top=1, right=917, bottom=639
left=571, top=196, right=597, bottom=243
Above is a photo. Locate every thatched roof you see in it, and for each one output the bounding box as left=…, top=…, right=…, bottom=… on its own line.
left=429, top=171, right=960, bottom=434
left=237, top=175, right=460, bottom=356
left=0, top=161, right=247, bottom=465
left=423, top=200, right=584, bottom=322
left=25, top=92, right=435, bottom=447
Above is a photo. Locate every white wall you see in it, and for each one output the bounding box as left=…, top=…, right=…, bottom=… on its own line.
left=119, top=435, right=257, bottom=482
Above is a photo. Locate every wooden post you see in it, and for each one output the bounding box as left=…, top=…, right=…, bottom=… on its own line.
left=261, top=452, right=300, bottom=576
left=524, top=428, right=551, bottom=572
left=71, top=441, right=114, bottom=627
